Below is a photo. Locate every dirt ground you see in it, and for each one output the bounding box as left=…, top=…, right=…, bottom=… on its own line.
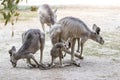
left=0, top=7, right=120, bottom=80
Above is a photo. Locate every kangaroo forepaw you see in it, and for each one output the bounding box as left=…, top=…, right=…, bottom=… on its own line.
left=58, top=64, right=65, bottom=68
left=47, top=63, right=55, bottom=69
left=79, top=56, right=84, bottom=59
left=38, top=64, right=49, bottom=70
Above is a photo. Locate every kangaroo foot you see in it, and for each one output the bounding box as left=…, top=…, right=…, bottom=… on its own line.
left=27, top=64, right=37, bottom=68
left=79, top=56, right=84, bottom=59
left=38, top=64, right=49, bottom=70
left=71, top=60, right=80, bottom=67
left=58, top=64, right=65, bottom=68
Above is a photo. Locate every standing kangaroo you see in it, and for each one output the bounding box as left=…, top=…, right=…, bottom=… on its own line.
left=76, top=24, right=102, bottom=59
left=49, top=17, right=104, bottom=65
left=38, top=4, right=57, bottom=32
left=9, top=29, right=45, bottom=69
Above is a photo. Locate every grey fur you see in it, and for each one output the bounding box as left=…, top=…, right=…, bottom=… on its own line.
left=49, top=42, right=69, bottom=68
left=76, top=24, right=102, bottom=59
left=9, top=29, right=45, bottom=69
left=49, top=16, right=104, bottom=63
left=38, top=4, right=57, bottom=31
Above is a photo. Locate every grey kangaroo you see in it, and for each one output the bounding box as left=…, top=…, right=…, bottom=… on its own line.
left=49, top=42, right=70, bottom=68
left=9, top=29, right=45, bottom=69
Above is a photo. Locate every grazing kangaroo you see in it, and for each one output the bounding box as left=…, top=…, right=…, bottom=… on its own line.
left=49, top=16, right=104, bottom=66
left=49, top=42, right=70, bottom=68
left=38, top=4, right=57, bottom=32
left=9, top=29, right=45, bottom=69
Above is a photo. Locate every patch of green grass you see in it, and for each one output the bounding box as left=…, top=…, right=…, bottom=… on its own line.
left=102, top=32, right=120, bottom=50
left=17, top=11, right=37, bottom=21
left=0, top=48, right=2, bottom=51
left=82, top=32, right=120, bottom=58
left=84, top=47, right=104, bottom=57
left=0, top=14, right=5, bottom=22
left=103, top=33, right=120, bottom=50
left=18, top=5, right=32, bottom=10
left=110, top=52, right=120, bottom=57
left=111, top=58, right=120, bottom=63
left=99, top=72, right=119, bottom=79
left=19, top=11, right=37, bottom=18
left=5, top=43, right=9, bottom=45
left=0, top=10, right=37, bottom=22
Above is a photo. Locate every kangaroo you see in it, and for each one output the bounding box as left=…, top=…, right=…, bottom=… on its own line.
left=76, top=24, right=101, bottom=59
left=38, top=4, right=57, bottom=32
left=49, top=42, right=70, bottom=68
left=49, top=17, right=104, bottom=66
left=9, top=29, right=46, bottom=69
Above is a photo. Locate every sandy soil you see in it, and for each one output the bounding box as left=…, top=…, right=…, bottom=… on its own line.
left=0, top=7, right=120, bottom=80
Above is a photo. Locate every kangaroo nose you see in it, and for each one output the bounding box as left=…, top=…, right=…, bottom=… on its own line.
left=101, top=40, right=104, bottom=45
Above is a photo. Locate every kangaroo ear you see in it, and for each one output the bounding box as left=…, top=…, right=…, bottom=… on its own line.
left=9, top=50, right=12, bottom=56
left=54, top=8, right=57, bottom=13
left=12, top=46, right=16, bottom=51
left=92, top=24, right=101, bottom=34
left=9, top=46, right=16, bottom=56
left=92, top=24, right=97, bottom=30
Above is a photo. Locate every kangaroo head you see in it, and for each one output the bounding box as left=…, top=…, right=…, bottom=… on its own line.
left=8, top=46, right=17, bottom=67
left=91, top=24, right=104, bottom=45
left=91, top=32, right=104, bottom=45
